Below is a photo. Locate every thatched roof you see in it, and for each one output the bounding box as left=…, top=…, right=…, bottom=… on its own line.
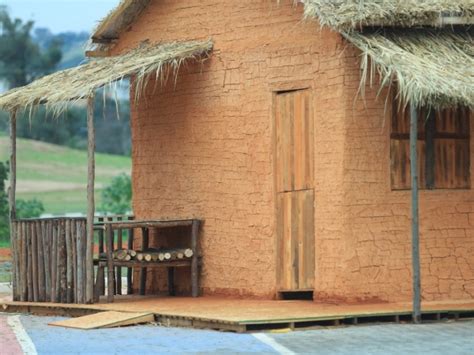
left=303, top=0, right=474, bottom=31
left=92, top=0, right=151, bottom=43
left=345, top=28, right=473, bottom=109
left=0, top=39, right=213, bottom=114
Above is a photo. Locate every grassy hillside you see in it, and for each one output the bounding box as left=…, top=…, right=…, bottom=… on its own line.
left=0, top=133, right=131, bottom=215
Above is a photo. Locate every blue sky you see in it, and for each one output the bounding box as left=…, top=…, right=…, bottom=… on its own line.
left=1, top=0, right=121, bottom=33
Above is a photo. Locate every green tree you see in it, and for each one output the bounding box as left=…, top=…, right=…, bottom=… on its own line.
left=101, top=174, right=132, bottom=214
left=0, top=6, right=62, bottom=89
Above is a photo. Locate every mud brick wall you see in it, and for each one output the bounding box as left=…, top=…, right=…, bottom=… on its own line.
left=111, top=0, right=474, bottom=302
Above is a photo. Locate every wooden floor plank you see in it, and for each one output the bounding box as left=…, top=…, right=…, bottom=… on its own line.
left=48, top=311, right=154, bottom=329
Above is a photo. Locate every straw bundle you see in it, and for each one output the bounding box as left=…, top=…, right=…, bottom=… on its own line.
left=0, top=39, right=213, bottom=115
left=345, top=28, right=474, bottom=109
left=302, top=0, right=474, bottom=30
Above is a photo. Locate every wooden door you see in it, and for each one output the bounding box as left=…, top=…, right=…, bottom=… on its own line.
left=274, top=89, right=315, bottom=291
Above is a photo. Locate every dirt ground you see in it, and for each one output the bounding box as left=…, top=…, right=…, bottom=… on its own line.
left=0, top=248, right=12, bottom=260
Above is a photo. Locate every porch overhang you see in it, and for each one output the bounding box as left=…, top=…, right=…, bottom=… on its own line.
left=0, top=39, right=213, bottom=115
left=344, top=28, right=474, bottom=109
left=2, top=39, right=213, bottom=304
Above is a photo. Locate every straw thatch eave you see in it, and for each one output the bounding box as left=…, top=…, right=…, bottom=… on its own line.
left=0, top=39, right=213, bottom=115
left=92, top=0, right=151, bottom=43
left=345, top=28, right=473, bottom=109
left=303, top=0, right=474, bottom=31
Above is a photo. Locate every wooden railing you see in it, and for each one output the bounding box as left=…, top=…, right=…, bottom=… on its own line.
left=11, top=218, right=89, bottom=303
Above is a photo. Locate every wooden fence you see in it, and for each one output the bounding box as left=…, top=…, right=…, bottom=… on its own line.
left=11, top=218, right=91, bottom=304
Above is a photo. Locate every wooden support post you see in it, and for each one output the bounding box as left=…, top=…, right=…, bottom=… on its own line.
left=8, top=109, right=16, bottom=222
left=168, top=267, right=175, bottom=296
left=191, top=220, right=200, bottom=297
left=31, top=223, right=38, bottom=302
left=410, top=103, right=422, bottom=324
left=20, top=222, right=27, bottom=302
left=26, top=224, right=33, bottom=302
left=76, top=220, right=84, bottom=303
left=11, top=221, right=19, bottom=301
left=86, top=94, right=95, bottom=304
left=65, top=220, right=74, bottom=303
left=425, top=110, right=436, bottom=189
left=106, top=224, right=115, bottom=303
left=8, top=110, right=17, bottom=299
left=36, top=221, right=45, bottom=302
left=127, top=217, right=134, bottom=295
left=98, top=217, right=104, bottom=254
left=116, top=216, right=122, bottom=295
left=98, top=217, right=105, bottom=296
left=94, top=263, right=105, bottom=303
left=58, top=220, right=67, bottom=303
left=107, top=216, right=116, bottom=294
left=139, top=228, right=149, bottom=296
left=43, top=220, right=51, bottom=302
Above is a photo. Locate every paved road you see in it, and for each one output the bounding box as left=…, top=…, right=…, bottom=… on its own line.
left=0, top=314, right=473, bottom=354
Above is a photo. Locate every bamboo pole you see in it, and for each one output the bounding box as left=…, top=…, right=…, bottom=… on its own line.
left=86, top=94, right=95, bottom=304
left=410, top=103, right=421, bottom=324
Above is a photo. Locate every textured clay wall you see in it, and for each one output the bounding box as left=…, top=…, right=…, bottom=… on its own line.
left=111, top=0, right=345, bottom=298
left=111, top=0, right=474, bottom=302
left=313, top=45, right=474, bottom=303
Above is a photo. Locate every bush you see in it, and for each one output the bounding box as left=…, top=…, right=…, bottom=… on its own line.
left=101, top=174, right=132, bottom=215
left=0, top=161, right=45, bottom=244
left=16, top=199, right=44, bottom=219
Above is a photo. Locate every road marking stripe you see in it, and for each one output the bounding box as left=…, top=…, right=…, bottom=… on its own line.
left=7, top=315, right=37, bottom=355
left=253, top=333, right=296, bottom=355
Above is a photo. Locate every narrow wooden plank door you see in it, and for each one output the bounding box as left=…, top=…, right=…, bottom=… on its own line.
left=274, top=89, right=315, bottom=291
left=274, top=89, right=314, bottom=193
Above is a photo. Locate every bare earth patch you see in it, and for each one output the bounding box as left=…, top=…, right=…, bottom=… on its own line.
left=16, top=180, right=104, bottom=193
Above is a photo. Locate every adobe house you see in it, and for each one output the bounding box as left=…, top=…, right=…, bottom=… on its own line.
left=1, top=1, right=472, bottom=314
left=86, top=0, right=473, bottom=306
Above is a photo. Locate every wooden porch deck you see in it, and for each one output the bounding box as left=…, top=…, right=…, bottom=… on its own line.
left=1, top=296, right=474, bottom=332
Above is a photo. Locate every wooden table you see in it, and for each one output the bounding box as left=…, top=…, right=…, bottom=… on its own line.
left=98, top=219, right=201, bottom=303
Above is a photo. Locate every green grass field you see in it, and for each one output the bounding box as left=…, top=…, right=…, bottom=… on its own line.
left=0, top=134, right=131, bottom=215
